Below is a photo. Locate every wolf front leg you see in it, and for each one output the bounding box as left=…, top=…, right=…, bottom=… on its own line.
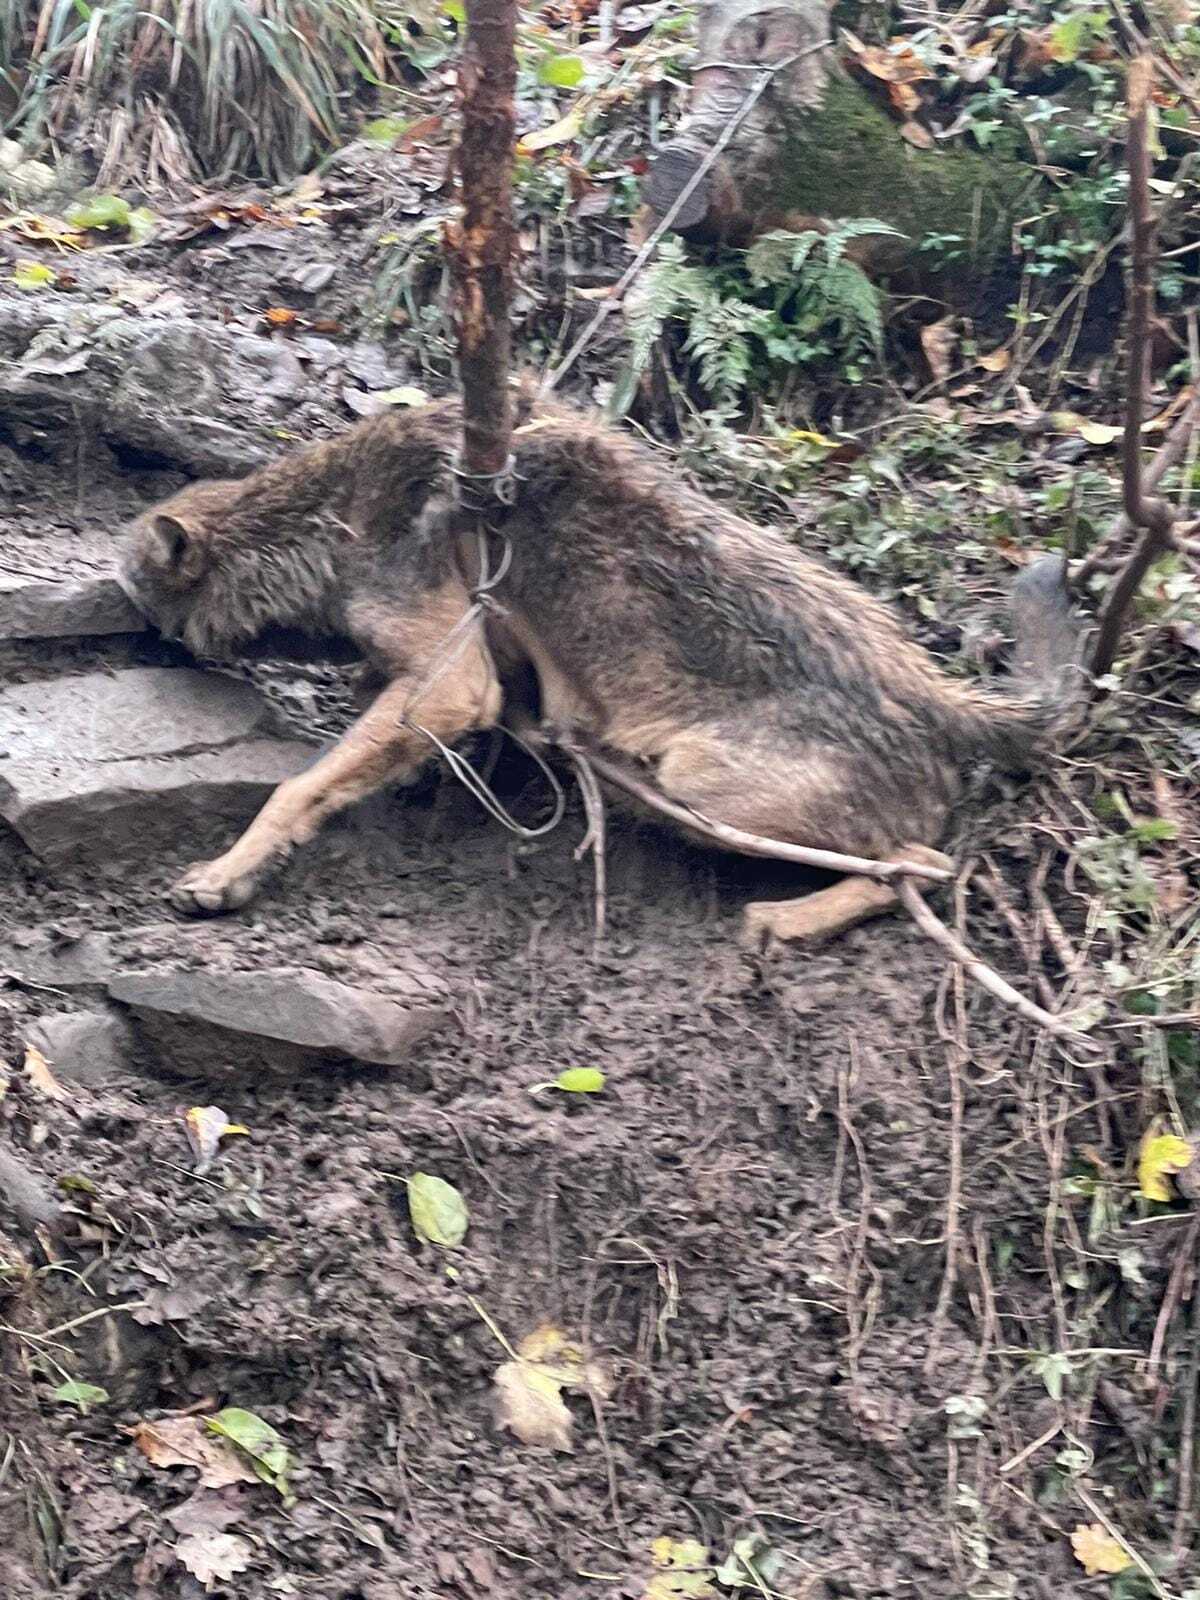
left=169, top=635, right=501, bottom=915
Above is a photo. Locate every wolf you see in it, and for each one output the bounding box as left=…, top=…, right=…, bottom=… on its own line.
left=119, top=395, right=1081, bottom=942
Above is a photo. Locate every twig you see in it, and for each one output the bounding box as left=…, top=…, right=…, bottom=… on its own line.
left=1173, top=1274, right=1200, bottom=1562
left=1147, top=1213, right=1200, bottom=1389
left=894, top=879, right=1096, bottom=1047
left=1090, top=55, right=1178, bottom=679
left=924, top=876, right=970, bottom=1379
left=568, top=747, right=608, bottom=944
left=1075, top=1485, right=1169, bottom=1600
left=548, top=735, right=950, bottom=883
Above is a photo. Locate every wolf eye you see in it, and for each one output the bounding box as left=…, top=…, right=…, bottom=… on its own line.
left=153, top=514, right=189, bottom=567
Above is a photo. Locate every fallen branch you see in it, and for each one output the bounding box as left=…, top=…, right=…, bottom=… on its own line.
left=1090, top=55, right=1178, bottom=679
left=549, top=735, right=950, bottom=884
left=895, top=879, right=1096, bottom=1047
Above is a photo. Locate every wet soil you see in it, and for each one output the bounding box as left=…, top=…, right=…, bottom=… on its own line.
left=0, top=156, right=1191, bottom=1600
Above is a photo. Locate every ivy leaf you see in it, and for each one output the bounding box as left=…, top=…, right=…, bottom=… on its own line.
left=555, top=1068, right=605, bottom=1093
left=1138, top=1132, right=1194, bottom=1202
left=52, top=1381, right=109, bottom=1412
left=407, top=1172, right=469, bottom=1247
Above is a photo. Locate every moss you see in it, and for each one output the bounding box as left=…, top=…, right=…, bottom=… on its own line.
left=757, top=76, right=1040, bottom=276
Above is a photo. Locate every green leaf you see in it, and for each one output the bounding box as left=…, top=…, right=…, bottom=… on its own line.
left=52, top=1381, right=109, bottom=1411
left=13, top=261, right=56, bottom=291
left=441, top=0, right=465, bottom=18
left=206, top=1407, right=292, bottom=1501
left=66, top=194, right=132, bottom=231
left=538, top=54, right=585, bottom=88
left=715, top=1533, right=785, bottom=1588
left=407, top=1172, right=469, bottom=1248
left=362, top=116, right=409, bottom=146
left=555, top=1068, right=605, bottom=1094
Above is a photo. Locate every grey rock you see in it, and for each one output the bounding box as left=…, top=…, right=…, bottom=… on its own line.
left=0, top=668, right=316, bottom=863
left=27, top=1009, right=133, bottom=1085
left=109, top=965, right=452, bottom=1076
left=0, top=929, right=115, bottom=991
left=0, top=573, right=145, bottom=640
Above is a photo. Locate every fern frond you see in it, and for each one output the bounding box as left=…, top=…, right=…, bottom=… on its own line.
left=824, top=217, right=906, bottom=268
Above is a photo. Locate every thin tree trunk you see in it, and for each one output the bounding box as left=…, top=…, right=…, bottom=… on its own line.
left=448, top=0, right=518, bottom=489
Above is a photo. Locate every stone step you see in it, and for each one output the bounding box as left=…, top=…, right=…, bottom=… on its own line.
left=0, top=667, right=316, bottom=864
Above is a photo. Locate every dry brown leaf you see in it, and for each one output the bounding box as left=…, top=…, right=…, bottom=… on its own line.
left=130, top=1417, right=258, bottom=1489
left=886, top=81, right=922, bottom=116
left=843, top=32, right=933, bottom=84
left=977, top=347, right=1011, bottom=373
left=23, top=1043, right=68, bottom=1102
left=1070, top=1523, right=1132, bottom=1576
left=493, top=1324, right=612, bottom=1452
left=263, top=306, right=299, bottom=327
left=175, top=1530, right=253, bottom=1588
left=919, top=317, right=957, bottom=384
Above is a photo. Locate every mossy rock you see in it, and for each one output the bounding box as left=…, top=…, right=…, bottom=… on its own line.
left=751, top=77, right=1041, bottom=278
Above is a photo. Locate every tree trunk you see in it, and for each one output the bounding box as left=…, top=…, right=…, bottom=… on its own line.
left=448, top=0, right=518, bottom=490
left=643, top=0, right=1037, bottom=279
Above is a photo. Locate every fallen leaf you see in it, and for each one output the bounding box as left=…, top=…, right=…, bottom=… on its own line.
left=977, top=347, right=1011, bottom=373
left=646, top=1536, right=715, bottom=1599
left=1070, top=1523, right=1132, bottom=1577
left=517, top=107, right=583, bottom=155
left=263, top=306, right=299, bottom=327
left=184, top=1107, right=249, bottom=1176
left=1138, top=1131, right=1194, bottom=1202
left=1076, top=419, right=1121, bottom=446
left=131, top=1417, right=258, bottom=1489
left=374, top=385, right=430, bottom=407
left=175, top=1530, right=253, bottom=1588
left=52, top=1381, right=109, bottom=1411
left=0, top=212, right=86, bottom=250
left=205, top=1408, right=292, bottom=1502
left=919, top=316, right=957, bottom=384
left=23, top=1043, right=68, bottom=1101
left=13, top=260, right=56, bottom=291
left=165, top=1488, right=249, bottom=1537
left=555, top=1068, right=605, bottom=1093
left=493, top=1323, right=612, bottom=1451
left=886, top=81, right=922, bottom=116
left=715, top=1533, right=784, bottom=1589
left=843, top=33, right=934, bottom=84
left=66, top=195, right=132, bottom=232
left=407, top=1172, right=468, bottom=1247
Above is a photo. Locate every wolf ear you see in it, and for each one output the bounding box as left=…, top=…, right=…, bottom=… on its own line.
left=153, top=514, right=190, bottom=567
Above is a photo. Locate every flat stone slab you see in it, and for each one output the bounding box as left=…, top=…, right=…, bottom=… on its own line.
left=0, top=533, right=146, bottom=640
left=109, top=966, right=452, bottom=1075
left=0, top=667, right=316, bottom=863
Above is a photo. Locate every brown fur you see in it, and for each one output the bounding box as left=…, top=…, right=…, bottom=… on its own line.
left=119, top=396, right=1081, bottom=937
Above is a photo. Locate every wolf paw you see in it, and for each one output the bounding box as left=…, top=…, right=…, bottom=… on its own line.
left=169, top=858, right=263, bottom=916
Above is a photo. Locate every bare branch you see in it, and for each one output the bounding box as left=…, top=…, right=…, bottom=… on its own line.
left=1090, top=55, right=1177, bottom=679
left=448, top=0, right=518, bottom=483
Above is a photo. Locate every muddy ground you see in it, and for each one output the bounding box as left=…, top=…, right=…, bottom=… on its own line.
left=0, top=155, right=1196, bottom=1600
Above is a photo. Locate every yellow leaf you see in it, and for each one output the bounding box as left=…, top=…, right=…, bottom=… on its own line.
left=492, top=1323, right=612, bottom=1452
left=1076, top=420, right=1122, bottom=446
left=1138, top=1131, right=1194, bottom=1202
left=23, top=1043, right=68, bottom=1101
left=787, top=429, right=838, bottom=450
left=646, top=1536, right=716, bottom=1599
left=517, top=107, right=583, bottom=154
left=184, top=1106, right=249, bottom=1175
left=1070, top=1522, right=1132, bottom=1576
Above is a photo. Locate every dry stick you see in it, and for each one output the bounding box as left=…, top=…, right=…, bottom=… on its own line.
left=448, top=0, right=518, bottom=488
left=1090, top=56, right=1178, bottom=679
left=894, top=879, right=1096, bottom=1047
left=551, top=735, right=949, bottom=884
